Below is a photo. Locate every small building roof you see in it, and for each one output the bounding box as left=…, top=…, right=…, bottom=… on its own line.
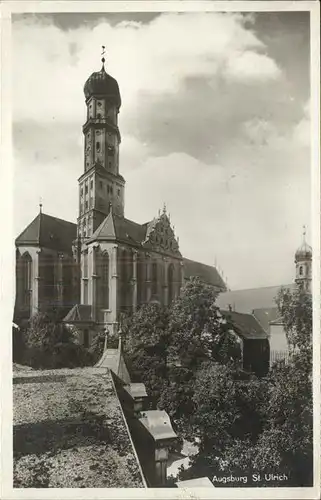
left=125, top=383, right=148, bottom=399
left=13, top=367, right=144, bottom=488
left=63, top=304, right=93, bottom=324
left=15, top=212, right=77, bottom=253
left=183, top=257, right=226, bottom=290
left=222, top=310, right=268, bottom=340
left=252, top=307, right=279, bottom=332
left=176, top=477, right=215, bottom=488
left=139, top=410, right=177, bottom=441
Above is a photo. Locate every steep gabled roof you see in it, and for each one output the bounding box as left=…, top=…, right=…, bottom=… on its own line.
left=88, top=211, right=146, bottom=246
left=183, top=257, right=226, bottom=290
left=63, top=304, right=93, bottom=323
left=221, top=310, right=268, bottom=340
left=15, top=212, right=76, bottom=253
left=252, top=307, right=279, bottom=333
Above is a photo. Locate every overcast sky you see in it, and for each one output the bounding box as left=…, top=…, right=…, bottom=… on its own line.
left=12, top=11, right=311, bottom=290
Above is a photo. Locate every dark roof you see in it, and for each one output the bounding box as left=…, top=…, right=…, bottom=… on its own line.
left=222, top=310, right=268, bottom=340
left=15, top=212, right=76, bottom=253
left=183, top=258, right=226, bottom=290
left=88, top=211, right=146, bottom=246
left=252, top=307, right=279, bottom=333
left=63, top=304, right=93, bottom=324
left=217, top=283, right=295, bottom=314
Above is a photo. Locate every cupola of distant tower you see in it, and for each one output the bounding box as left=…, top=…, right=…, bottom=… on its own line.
left=295, top=226, right=312, bottom=293
left=77, top=48, right=125, bottom=240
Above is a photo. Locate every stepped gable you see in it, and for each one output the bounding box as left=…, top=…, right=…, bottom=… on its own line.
left=15, top=212, right=76, bottom=253
left=87, top=209, right=181, bottom=257
left=142, top=211, right=181, bottom=257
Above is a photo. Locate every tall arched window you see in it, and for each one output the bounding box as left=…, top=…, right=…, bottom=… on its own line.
left=119, top=248, right=133, bottom=309
left=137, top=253, right=145, bottom=305
left=100, top=252, right=109, bottom=309
left=21, top=252, right=32, bottom=310
left=43, top=254, right=55, bottom=301
left=168, top=264, right=174, bottom=304
left=151, top=262, right=158, bottom=296
left=299, top=265, right=303, bottom=276
left=83, top=251, right=88, bottom=278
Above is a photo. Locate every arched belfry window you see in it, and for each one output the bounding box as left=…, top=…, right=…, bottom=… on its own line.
left=21, top=252, right=32, bottom=310
left=168, top=263, right=175, bottom=304
left=299, top=265, right=303, bottom=276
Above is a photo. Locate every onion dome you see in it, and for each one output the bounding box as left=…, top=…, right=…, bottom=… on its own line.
left=84, top=63, right=121, bottom=109
left=295, top=241, right=312, bottom=262
left=295, top=227, right=312, bottom=262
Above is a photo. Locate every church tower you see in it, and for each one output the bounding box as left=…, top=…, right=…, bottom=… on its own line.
left=77, top=52, right=125, bottom=240
left=295, top=227, right=312, bottom=293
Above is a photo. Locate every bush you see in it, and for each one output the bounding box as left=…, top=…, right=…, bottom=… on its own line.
left=21, top=308, right=93, bottom=369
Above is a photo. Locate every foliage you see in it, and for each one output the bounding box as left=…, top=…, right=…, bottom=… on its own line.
left=22, top=308, right=93, bottom=369
left=124, top=278, right=242, bottom=424
left=13, top=326, right=26, bottom=364
left=89, top=330, right=106, bottom=364
left=122, top=302, right=171, bottom=403
left=181, top=286, right=313, bottom=487
left=168, top=278, right=240, bottom=369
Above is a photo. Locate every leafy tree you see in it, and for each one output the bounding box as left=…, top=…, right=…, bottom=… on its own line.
left=181, top=286, right=313, bottom=487
left=250, top=286, right=313, bottom=486
left=122, top=302, right=170, bottom=403
left=168, top=278, right=240, bottom=369
left=22, top=308, right=93, bottom=369
left=124, top=278, right=242, bottom=431
left=158, top=278, right=242, bottom=432
left=89, top=330, right=106, bottom=364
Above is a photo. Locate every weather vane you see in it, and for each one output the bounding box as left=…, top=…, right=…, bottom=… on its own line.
left=101, top=45, right=106, bottom=66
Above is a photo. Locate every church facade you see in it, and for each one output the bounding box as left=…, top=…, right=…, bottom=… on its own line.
left=14, top=59, right=226, bottom=342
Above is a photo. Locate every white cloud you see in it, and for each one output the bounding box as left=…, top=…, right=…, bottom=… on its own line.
left=292, top=100, right=310, bottom=147
left=12, top=13, right=310, bottom=290
left=13, top=13, right=281, bottom=123
left=225, top=50, right=281, bottom=82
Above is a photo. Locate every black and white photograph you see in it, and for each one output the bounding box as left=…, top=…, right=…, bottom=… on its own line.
left=1, top=1, right=320, bottom=498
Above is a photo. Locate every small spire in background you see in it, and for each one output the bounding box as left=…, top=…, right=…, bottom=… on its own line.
left=163, top=202, right=167, bottom=214
left=39, top=197, right=43, bottom=213
left=101, top=45, right=106, bottom=69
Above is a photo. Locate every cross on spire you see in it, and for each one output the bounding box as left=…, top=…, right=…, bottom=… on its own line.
left=303, top=225, right=307, bottom=242
left=39, top=196, right=43, bottom=213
